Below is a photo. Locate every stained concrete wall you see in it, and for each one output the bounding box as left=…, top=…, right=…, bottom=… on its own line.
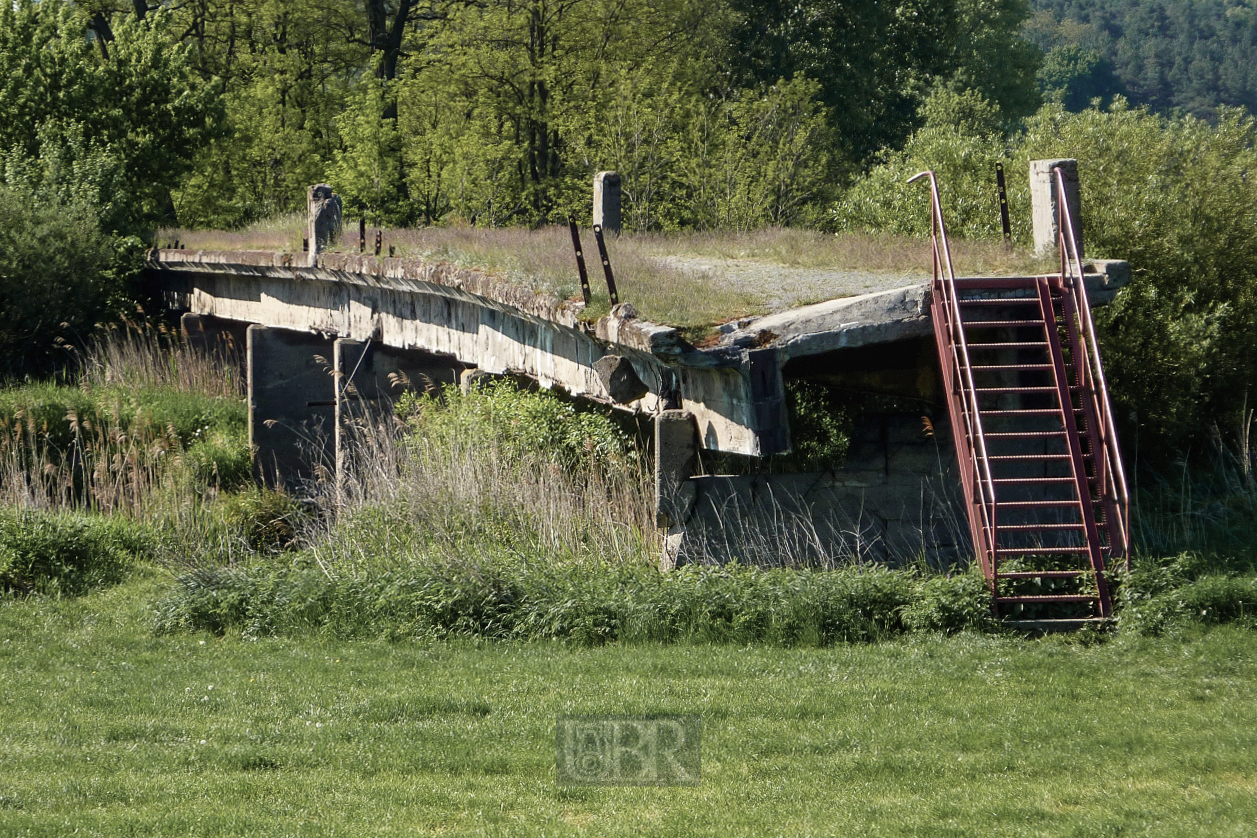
left=661, top=411, right=968, bottom=568
left=248, top=325, right=336, bottom=487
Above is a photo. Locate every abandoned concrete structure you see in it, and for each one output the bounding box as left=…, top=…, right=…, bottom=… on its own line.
left=145, top=162, right=1129, bottom=569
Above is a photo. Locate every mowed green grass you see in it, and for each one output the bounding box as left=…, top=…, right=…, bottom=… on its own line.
left=1, top=572, right=1255, bottom=837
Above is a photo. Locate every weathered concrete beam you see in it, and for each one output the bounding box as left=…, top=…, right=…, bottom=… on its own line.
left=720, top=261, right=1130, bottom=362
left=148, top=250, right=780, bottom=456
left=148, top=249, right=1130, bottom=461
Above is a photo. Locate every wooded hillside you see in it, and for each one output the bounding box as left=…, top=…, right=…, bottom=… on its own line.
left=1028, top=0, right=1257, bottom=115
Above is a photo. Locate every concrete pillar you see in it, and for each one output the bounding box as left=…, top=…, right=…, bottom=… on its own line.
left=593, top=171, right=621, bottom=235
left=181, top=312, right=248, bottom=383
left=1031, top=159, right=1082, bottom=259
left=336, top=340, right=468, bottom=489
left=307, top=184, right=342, bottom=267
left=655, top=410, right=698, bottom=570
left=247, top=325, right=336, bottom=489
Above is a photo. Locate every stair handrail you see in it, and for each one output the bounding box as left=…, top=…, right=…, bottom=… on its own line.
left=1052, top=166, right=1132, bottom=562
left=910, top=171, right=999, bottom=568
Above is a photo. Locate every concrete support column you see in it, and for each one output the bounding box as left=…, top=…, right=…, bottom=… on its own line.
left=1031, top=159, right=1082, bottom=259
left=655, top=410, right=698, bottom=570
left=593, top=171, right=621, bottom=235
left=336, top=340, right=468, bottom=491
left=248, top=325, right=336, bottom=489
left=181, top=312, right=248, bottom=382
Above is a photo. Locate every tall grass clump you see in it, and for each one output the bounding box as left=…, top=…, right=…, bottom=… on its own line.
left=152, top=558, right=998, bottom=643
left=325, top=378, right=655, bottom=571
left=0, top=511, right=156, bottom=596
left=0, top=321, right=248, bottom=516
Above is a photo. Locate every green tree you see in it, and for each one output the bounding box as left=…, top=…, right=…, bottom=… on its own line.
left=1037, top=44, right=1125, bottom=110
left=724, top=0, right=1040, bottom=164
left=0, top=186, right=130, bottom=378
left=0, top=0, right=223, bottom=235
left=400, top=0, right=724, bottom=224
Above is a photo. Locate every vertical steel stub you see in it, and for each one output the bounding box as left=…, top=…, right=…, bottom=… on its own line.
left=568, top=216, right=592, bottom=306
left=593, top=224, right=619, bottom=305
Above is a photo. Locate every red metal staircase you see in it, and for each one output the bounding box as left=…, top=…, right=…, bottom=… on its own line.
left=911, top=169, right=1131, bottom=622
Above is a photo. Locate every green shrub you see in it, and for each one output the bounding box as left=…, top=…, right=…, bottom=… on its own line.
left=901, top=572, right=997, bottom=634
left=0, top=512, right=152, bottom=596
left=219, top=488, right=308, bottom=553
left=1122, top=571, right=1257, bottom=636
left=0, top=187, right=125, bottom=378
left=152, top=557, right=984, bottom=645
left=398, top=379, right=638, bottom=476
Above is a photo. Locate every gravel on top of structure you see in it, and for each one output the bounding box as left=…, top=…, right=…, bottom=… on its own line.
left=662, top=255, right=930, bottom=312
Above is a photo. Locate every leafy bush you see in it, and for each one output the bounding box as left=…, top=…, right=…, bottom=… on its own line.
left=0, top=187, right=127, bottom=378
left=397, top=379, right=638, bottom=476
left=0, top=512, right=153, bottom=596
left=152, top=555, right=1004, bottom=644
left=901, top=572, right=998, bottom=634
left=1122, top=574, right=1257, bottom=636
left=218, top=489, right=308, bottom=553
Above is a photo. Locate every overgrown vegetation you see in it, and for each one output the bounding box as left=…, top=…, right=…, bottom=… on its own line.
left=0, top=512, right=154, bottom=596
left=0, top=331, right=1251, bottom=645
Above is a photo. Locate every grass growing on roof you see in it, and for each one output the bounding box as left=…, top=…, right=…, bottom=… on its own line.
left=159, top=222, right=1053, bottom=329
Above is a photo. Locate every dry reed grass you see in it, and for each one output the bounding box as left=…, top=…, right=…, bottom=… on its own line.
left=635, top=227, right=1052, bottom=276
left=322, top=394, right=658, bottom=570
left=0, top=323, right=246, bottom=517
left=78, top=318, right=244, bottom=398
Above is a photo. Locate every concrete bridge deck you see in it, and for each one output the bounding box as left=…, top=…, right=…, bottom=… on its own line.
left=146, top=244, right=1129, bottom=565
left=146, top=247, right=1129, bottom=459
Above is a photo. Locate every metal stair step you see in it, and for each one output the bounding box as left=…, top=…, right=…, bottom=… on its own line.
left=980, top=409, right=1066, bottom=416
left=1000, top=618, right=1112, bottom=632
left=995, top=594, right=1098, bottom=604
left=996, top=570, right=1090, bottom=579
left=983, top=430, right=1067, bottom=438
left=962, top=321, right=1048, bottom=329
left=991, top=477, right=1078, bottom=484
left=966, top=341, right=1050, bottom=349
left=988, top=454, right=1074, bottom=461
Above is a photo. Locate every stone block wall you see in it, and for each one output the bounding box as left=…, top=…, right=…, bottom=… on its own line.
left=667, top=412, right=969, bottom=568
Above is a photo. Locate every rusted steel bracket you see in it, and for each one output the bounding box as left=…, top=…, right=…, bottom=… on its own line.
left=567, top=216, right=592, bottom=306
left=593, top=224, right=619, bottom=305
left=996, top=163, right=1012, bottom=248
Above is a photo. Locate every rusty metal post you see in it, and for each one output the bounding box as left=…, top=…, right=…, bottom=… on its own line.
left=593, top=225, right=619, bottom=305
left=568, top=216, right=592, bottom=306
left=995, top=163, right=1012, bottom=248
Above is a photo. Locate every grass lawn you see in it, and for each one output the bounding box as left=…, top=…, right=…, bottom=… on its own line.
left=1, top=570, right=1254, bottom=837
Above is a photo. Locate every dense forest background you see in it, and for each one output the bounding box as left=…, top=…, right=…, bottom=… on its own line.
left=4, top=0, right=1255, bottom=232
left=4, top=0, right=1257, bottom=456
left=1028, top=0, right=1257, bottom=115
